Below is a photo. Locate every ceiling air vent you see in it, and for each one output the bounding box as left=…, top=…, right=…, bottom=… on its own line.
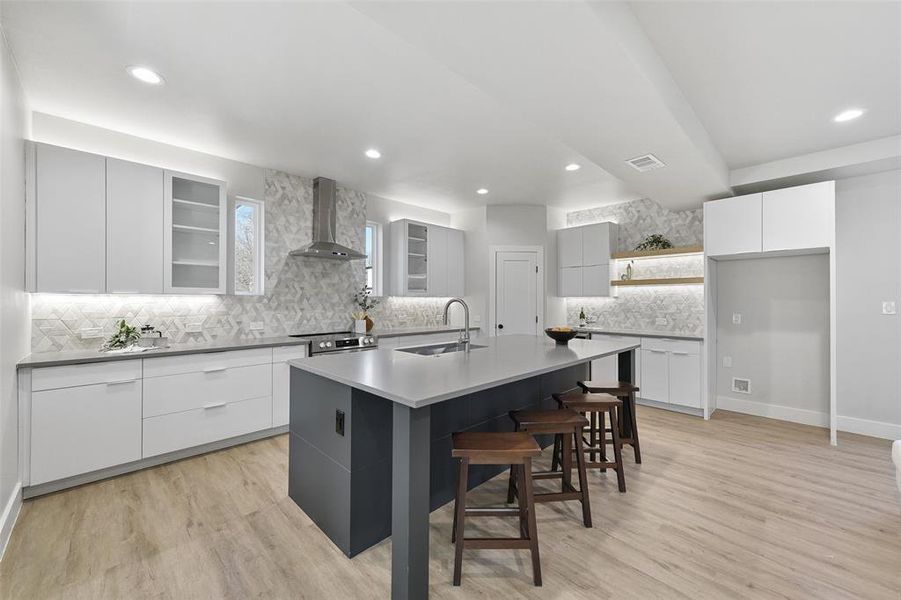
left=625, top=153, right=666, bottom=172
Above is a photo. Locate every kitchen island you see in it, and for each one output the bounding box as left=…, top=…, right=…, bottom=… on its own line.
left=287, top=333, right=639, bottom=599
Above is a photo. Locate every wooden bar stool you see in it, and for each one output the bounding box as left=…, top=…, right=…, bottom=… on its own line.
left=552, top=391, right=626, bottom=493
left=506, top=409, right=592, bottom=528
left=578, top=380, right=642, bottom=463
left=451, top=431, right=543, bottom=587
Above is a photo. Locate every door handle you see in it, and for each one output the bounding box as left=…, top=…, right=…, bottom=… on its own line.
left=497, top=324, right=504, bottom=329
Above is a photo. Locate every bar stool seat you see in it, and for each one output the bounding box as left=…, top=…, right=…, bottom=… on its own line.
left=577, top=380, right=642, bottom=464
left=552, top=391, right=626, bottom=492
left=451, top=431, right=543, bottom=587
left=507, top=409, right=592, bottom=527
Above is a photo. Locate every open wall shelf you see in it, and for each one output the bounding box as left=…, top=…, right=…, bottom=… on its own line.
left=611, top=277, right=704, bottom=287
left=612, top=245, right=703, bottom=260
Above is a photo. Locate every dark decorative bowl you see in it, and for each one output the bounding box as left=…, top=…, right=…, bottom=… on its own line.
left=545, top=328, right=577, bottom=345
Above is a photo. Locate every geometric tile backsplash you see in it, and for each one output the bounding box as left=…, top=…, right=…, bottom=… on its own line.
left=31, top=169, right=446, bottom=353
left=565, top=197, right=705, bottom=337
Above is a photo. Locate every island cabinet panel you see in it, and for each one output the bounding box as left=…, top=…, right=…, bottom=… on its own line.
left=30, top=378, right=142, bottom=485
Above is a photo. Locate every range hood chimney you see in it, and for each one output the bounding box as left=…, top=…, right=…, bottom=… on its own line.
left=290, top=177, right=366, bottom=260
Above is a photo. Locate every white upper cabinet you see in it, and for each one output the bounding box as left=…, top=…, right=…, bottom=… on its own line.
left=389, top=219, right=465, bottom=297
left=762, top=181, right=834, bottom=252
left=428, top=225, right=448, bottom=297
left=31, top=143, right=107, bottom=293
left=582, top=223, right=614, bottom=266
left=557, top=222, right=617, bottom=297
left=107, top=159, right=164, bottom=294
left=558, top=227, right=582, bottom=267
left=703, top=193, right=763, bottom=257
left=164, top=171, right=228, bottom=294
left=446, top=228, right=465, bottom=297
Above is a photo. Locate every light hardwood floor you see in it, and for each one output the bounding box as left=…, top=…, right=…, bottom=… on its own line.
left=2, top=407, right=899, bottom=599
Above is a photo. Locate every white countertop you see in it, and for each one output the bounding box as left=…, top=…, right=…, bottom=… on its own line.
left=288, top=333, right=639, bottom=408
left=574, top=327, right=703, bottom=341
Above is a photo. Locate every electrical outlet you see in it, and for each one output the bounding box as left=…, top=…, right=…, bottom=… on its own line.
left=249, top=321, right=265, bottom=331
left=882, top=301, right=896, bottom=315
left=335, top=409, right=345, bottom=436
left=655, top=317, right=667, bottom=326
left=185, top=322, right=203, bottom=333
left=473, top=314, right=481, bottom=324
left=79, top=327, right=103, bottom=339
left=732, top=313, right=742, bottom=325
left=722, top=356, right=733, bottom=368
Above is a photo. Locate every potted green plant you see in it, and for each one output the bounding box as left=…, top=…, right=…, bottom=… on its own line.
left=101, top=320, right=141, bottom=351
left=635, top=234, right=674, bottom=251
left=353, top=285, right=380, bottom=333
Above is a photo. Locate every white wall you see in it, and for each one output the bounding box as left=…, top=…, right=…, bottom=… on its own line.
left=836, top=169, right=901, bottom=438
left=451, top=207, right=488, bottom=327
left=0, top=22, right=29, bottom=555
left=715, top=255, right=830, bottom=421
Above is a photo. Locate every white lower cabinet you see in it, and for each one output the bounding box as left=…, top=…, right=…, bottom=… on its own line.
left=639, top=348, right=669, bottom=403
left=272, top=346, right=308, bottom=427
left=30, top=378, right=142, bottom=485
left=143, top=396, right=272, bottom=458
left=25, top=344, right=305, bottom=492
left=668, top=352, right=702, bottom=408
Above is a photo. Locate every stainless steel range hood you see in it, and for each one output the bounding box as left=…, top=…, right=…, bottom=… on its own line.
left=290, top=177, right=366, bottom=260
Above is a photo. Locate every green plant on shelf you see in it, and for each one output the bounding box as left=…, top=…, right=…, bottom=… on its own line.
left=634, top=234, right=673, bottom=251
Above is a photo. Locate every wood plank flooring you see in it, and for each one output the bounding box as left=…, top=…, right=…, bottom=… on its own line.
left=1, top=407, right=899, bottom=599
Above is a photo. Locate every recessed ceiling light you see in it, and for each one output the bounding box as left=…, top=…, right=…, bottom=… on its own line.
left=476, top=188, right=488, bottom=195
left=565, top=163, right=581, bottom=171
left=127, top=66, right=163, bottom=85
left=365, top=148, right=381, bottom=159
left=833, top=108, right=864, bottom=123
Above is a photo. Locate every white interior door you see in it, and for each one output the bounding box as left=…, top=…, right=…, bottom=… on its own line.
left=495, top=251, right=538, bottom=335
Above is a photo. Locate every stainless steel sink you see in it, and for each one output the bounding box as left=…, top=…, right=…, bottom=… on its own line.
left=396, top=342, right=487, bottom=356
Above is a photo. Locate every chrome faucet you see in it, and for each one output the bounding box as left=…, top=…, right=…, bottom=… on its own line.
left=443, top=298, right=470, bottom=346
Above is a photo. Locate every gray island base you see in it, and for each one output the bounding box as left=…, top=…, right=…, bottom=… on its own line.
left=287, top=334, right=639, bottom=599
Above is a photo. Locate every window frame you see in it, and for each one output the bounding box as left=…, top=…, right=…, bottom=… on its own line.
left=365, top=221, right=383, bottom=297
left=234, top=197, right=265, bottom=296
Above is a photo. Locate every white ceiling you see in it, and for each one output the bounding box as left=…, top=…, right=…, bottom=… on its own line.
left=630, top=0, right=901, bottom=169
left=2, top=1, right=899, bottom=214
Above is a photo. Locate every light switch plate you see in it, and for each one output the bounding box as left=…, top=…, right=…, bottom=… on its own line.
left=185, top=322, right=203, bottom=333
left=79, top=327, right=103, bottom=339
left=249, top=321, right=265, bottom=331
left=655, top=317, right=667, bottom=326
left=722, top=356, right=733, bottom=368
left=882, top=301, right=896, bottom=315
left=732, top=313, right=742, bottom=325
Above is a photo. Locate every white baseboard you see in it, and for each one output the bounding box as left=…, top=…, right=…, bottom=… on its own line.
left=0, top=482, right=22, bottom=561
left=717, top=396, right=901, bottom=441
left=716, top=396, right=829, bottom=428
left=837, top=415, right=901, bottom=441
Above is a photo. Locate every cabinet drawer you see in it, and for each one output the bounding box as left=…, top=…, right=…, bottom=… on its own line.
left=143, top=363, right=271, bottom=417
left=273, top=345, right=307, bottom=363
left=640, top=338, right=700, bottom=355
left=143, top=348, right=272, bottom=378
left=143, top=395, right=272, bottom=457
left=31, top=360, right=142, bottom=392
left=31, top=379, right=142, bottom=484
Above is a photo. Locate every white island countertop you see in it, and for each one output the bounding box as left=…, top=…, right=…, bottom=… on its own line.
left=288, top=333, right=639, bottom=408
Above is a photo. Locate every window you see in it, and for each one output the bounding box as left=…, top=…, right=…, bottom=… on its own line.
left=234, top=198, right=264, bottom=295
left=365, top=221, right=382, bottom=296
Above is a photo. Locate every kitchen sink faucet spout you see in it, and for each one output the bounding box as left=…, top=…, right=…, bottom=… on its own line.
left=443, top=298, right=470, bottom=346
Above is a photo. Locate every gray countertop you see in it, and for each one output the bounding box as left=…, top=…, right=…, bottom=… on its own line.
left=574, top=327, right=704, bottom=341
left=288, top=333, right=639, bottom=409
left=17, top=325, right=480, bottom=369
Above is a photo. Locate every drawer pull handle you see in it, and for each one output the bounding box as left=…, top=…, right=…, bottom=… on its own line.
left=203, top=402, right=227, bottom=410
left=203, top=367, right=228, bottom=374
left=671, top=351, right=689, bottom=356
left=649, top=349, right=667, bottom=354
left=106, top=379, right=137, bottom=386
